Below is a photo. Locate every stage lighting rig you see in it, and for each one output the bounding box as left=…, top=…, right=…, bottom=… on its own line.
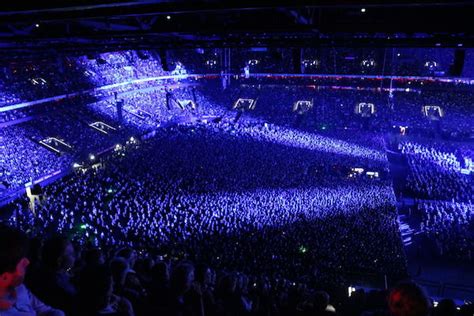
left=89, top=121, right=117, bottom=135
left=248, top=59, right=259, bottom=66
left=233, top=98, right=257, bottom=111
left=178, top=99, right=197, bottom=110
left=39, top=137, right=72, bottom=154
left=361, top=59, right=376, bottom=68
left=355, top=102, right=376, bottom=117
left=424, top=61, right=438, bottom=70
left=29, top=78, right=47, bottom=86
left=206, top=59, right=217, bottom=67
left=302, top=59, right=319, bottom=68
left=422, top=105, right=443, bottom=120
left=293, top=100, right=313, bottom=114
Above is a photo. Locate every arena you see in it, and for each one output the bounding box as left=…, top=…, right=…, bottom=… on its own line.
left=0, top=1, right=473, bottom=315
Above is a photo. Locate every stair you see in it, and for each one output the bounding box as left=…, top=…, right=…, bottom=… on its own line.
left=398, top=215, right=415, bottom=246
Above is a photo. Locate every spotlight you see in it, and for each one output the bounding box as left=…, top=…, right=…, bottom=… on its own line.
left=348, top=286, right=356, bottom=297
left=361, top=8, right=366, bottom=13
left=302, top=59, right=319, bottom=68
left=299, top=245, right=308, bottom=254
left=205, top=59, right=217, bottom=66
left=424, top=61, right=438, bottom=69
left=166, top=15, right=171, bottom=20
left=35, top=23, right=40, bottom=28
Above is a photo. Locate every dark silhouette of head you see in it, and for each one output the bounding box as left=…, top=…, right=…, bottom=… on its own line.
left=115, top=248, right=137, bottom=268
left=78, top=265, right=113, bottom=312
left=389, top=282, right=431, bottom=316
left=434, top=299, right=456, bottom=316
left=42, top=236, right=75, bottom=272
left=151, top=261, right=169, bottom=284
left=313, top=290, right=330, bottom=312
left=170, top=263, right=194, bottom=295
left=83, top=248, right=105, bottom=267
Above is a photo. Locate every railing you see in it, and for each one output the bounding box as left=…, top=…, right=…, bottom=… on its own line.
left=3, top=71, right=474, bottom=114
left=416, top=278, right=474, bottom=299
left=0, top=73, right=219, bottom=113
left=246, top=73, right=474, bottom=84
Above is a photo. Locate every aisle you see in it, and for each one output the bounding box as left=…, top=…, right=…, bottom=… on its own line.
left=384, top=134, right=474, bottom=300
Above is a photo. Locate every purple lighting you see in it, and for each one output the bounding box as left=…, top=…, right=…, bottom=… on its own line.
left=224, top=122, right=388, bottom=163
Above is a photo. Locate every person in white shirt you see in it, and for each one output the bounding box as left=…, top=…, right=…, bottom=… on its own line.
left=0, top=225, right=64, bottom=316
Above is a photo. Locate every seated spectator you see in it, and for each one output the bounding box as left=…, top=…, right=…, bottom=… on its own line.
left=77, top=264, right=134, bottom=316
left=133, top=257, right=154, bottom=289
left=115, top=249, right=142, bottom=290
left=312, top=290, right=336, bottom=316
left=148, top=261, right=170, bottom=306
left=215, top=273, right=251, bottom=316
left=0, top=225, right=64, bottom=316
left=110, top=255, right=152, bottom=315
left=83, top=248, right=106, bottom=268
left=433, top=299, right=456, bottom=316
left=163, top=263, right=204, bottom=316
left=194, top=264, right=216, bottom=315
left=110, top=257, right=137, bottom=300
left=26, top=236, right=77, bottom=314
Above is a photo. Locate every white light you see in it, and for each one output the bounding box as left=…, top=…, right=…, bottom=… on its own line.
left=130, top=137, right=135, bottom=142
left=458, top=43, right=463, bottom=47
left=397, top=53, right=401, bottom=57
left=166, top=15, right=171, bottom=20
left=35, top=23, right=39, bottom=28
left=248, top=59, right=259, bottom=66
left=73, top=163, right=80, bottom=168
left=361, top=59, right=375, bottom=67
left=89, top=154, right=95, bottom=161
left=361, top=8, right=366, bottom=13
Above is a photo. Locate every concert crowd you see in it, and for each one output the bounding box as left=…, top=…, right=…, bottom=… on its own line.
left=0, top=50, right=473, bottom=315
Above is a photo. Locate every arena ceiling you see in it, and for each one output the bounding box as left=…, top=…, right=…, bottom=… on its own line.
left=0, top=0, right=472, bottom=57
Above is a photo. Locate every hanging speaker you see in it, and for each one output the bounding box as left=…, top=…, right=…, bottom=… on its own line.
left=449, top=49, right=465, bottom=77
left=292, top=48, right=302, bottom=74
left=159, top=50, right=171, bottom=71
left=30, top=184, right=43, bottom=196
